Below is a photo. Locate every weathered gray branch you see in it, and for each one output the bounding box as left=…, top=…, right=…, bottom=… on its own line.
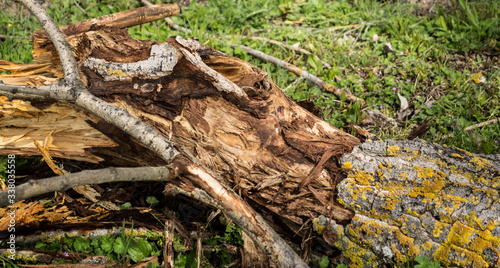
left=0, top=83, right=52, bottom=100
left=16, top=0, right=80, bottom=82
left=0, top=166, right=171, bottom=207
left=233, top=44, right=364, bottom=105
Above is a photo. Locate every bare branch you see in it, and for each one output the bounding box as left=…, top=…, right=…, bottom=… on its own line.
left=73, top=0, right=89, bottom=16
left=47, top=3, right=180, bottom=37
left=0, top=83, right=52, bottom=100
left=141, top=0, right=190, bottom=34
left=234, top=44, right=365, bottom=105
left=443, top=117, right=500, bottom=139
left=16, top=0, right=80, bottom=82
left=0, top=34, right=30, bottom=40
left=74, top=91, right=180, bottom=162
left=0, top=166, right=171, bottom=207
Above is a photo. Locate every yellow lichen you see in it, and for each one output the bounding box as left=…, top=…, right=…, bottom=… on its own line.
left=342, top=161, right=353, bottom=170
left=450, top=153, right=464, bottom=158
left=312, top=218, right=326, bottom=235
left=110, top=69, right=126, bottom=77
left=20, top=253, right=38, bottom=263
left=387, top=146, right=400, bottom=156
left=422, top=241, right=433, bottom=251
left=433, top=244, right=488, bottom=268
left=469, top=157, right=493, bottom=171
left=382, top=197, right=396, bottom=210
left=352, top=170, right=375, bottom=185
left=433, top=221, right=447, bottom=238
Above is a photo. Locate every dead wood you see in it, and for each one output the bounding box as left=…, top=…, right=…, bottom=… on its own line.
left=315, top=139, right=500, bottom=267
left=0, top=166, right=171, bottom=207
left=233, top=44, right=365, bottom=105
left=1, top=27, right=359, bottom=227
left=0, top=2, right=360, bottom=267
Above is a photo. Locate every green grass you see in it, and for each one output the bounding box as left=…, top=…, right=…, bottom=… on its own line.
left=1, top=0, right=499, bottom=154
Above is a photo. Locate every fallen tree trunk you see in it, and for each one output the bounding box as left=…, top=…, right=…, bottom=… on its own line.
left=1, top=24, right=358, bottom=226
left=0, top=2, right=355, bottom=267
left=314, top=140, right=500, bottom=267
left=1, top=3, right=500, bottom=267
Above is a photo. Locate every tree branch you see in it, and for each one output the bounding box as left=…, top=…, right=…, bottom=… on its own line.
left=0, top=166, right=171, bottom=207
left=0, top=83, right=52, bottom=100
left=16, top=0, right=81, bottom=83
left=234, top=44, right=365, bottom=105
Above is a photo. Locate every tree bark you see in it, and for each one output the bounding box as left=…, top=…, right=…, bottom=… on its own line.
left=1, top=25, right=358, bottom=227
left=314, top=139, right=500, bottom=267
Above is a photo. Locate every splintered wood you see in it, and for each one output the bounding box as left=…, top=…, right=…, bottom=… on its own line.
left=0, top=15, right=359, bottom=236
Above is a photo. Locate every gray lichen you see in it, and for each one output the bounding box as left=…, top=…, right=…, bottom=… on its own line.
left=83, top=43, right=178, bottom=81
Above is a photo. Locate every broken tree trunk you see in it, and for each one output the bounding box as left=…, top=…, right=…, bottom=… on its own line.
left=1, top=3, right=500, bottom=267
left=1, top=3, right=355, bottom=267
left=1, top=26, right=358, bottom=225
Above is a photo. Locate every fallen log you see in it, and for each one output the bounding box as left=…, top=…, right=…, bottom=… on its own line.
left=0, top=2, right=355, bottom=267
left=1, top=2, right=500, bottom=267
left=314, top=139, right=500, bottom=267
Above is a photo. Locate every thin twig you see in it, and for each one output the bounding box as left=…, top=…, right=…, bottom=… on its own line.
left=234, top=44, right=365, bottom=105
left=237, top=35, right=332, bottom=69
left=283, top=77, right=303, bottom=93
left=329, top=24, right=360, bottom=31
left=141, top=0, right=191, bottom=34
left=17, top=0, right=81, bottom=82
left=443, top=118, right=500, bottom=139
left=73, top=0, right=89, bottom=16
left=0, top=34, right=30, bottom=40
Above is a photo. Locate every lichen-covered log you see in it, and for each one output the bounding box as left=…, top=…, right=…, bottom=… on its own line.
left=313, top=139, right=500, bottom=267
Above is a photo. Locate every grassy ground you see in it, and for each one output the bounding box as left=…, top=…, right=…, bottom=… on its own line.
left=1, top=0, right=499, bottom=154
left=0, top=0, right=499, bottom=267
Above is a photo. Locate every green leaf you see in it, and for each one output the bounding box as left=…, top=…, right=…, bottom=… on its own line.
left=101, top=235, right=115, bottom=253
left=91, top=238, right=100, bottom=248
left=113, top=237, right=126, bottom=255
left=318, top=255, right=329, bottom=268
left=137, top=238, right=153, bottom=256
left=146, top=196, right=159, bottom=207
left=35, top=241, right=46, bottom=250
left=73, top=237, right=90, bottom=253
left=414, top=256, right=440, bottom=268
left=185, top=249, right=198, bottom=268
left=128, top=240, right=146, bottom=263
left=119, top=202, right=132, bottom=210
